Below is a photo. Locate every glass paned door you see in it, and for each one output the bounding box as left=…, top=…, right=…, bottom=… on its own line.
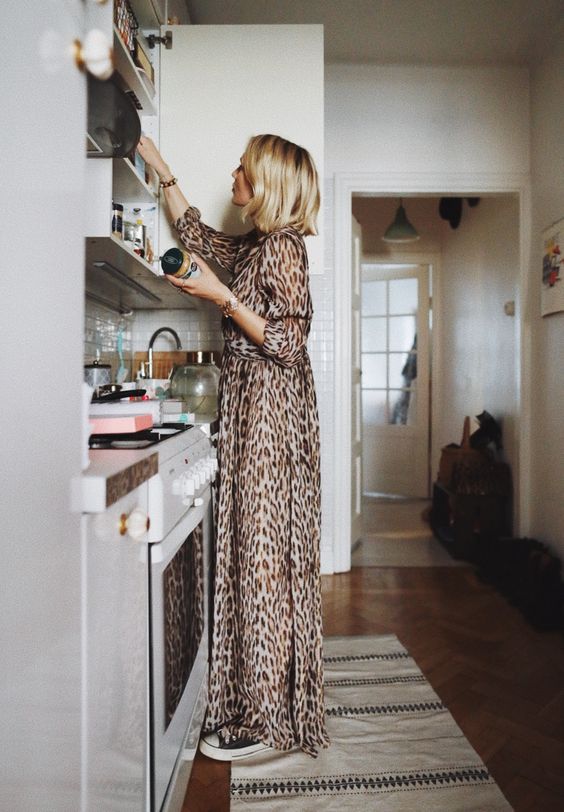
left=361, top=276, right=419, bottom=426
left=361, top=265, right=430, bottom=497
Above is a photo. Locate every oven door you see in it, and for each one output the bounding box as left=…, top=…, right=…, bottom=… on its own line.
left=149, top=490, right=212, bottom=812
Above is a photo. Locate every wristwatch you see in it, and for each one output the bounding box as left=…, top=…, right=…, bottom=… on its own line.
left=222, top=295, right=240, bottom=318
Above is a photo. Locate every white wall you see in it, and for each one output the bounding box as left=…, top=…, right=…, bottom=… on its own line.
left=326, top=65, right=529, bottom=175
left=529, top=47, right=564, bottom=557
left=323, top=64, right=530, bottom=569
left=352, top=194, right=520, bottom=510
left=438, top=196, right=520, bottom=522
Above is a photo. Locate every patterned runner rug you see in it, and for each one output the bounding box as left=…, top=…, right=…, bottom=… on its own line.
left=230, top=634, right=513, bottom=810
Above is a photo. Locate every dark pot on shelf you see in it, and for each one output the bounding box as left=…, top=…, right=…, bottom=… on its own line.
left=87, top=74, right=141, bottom=157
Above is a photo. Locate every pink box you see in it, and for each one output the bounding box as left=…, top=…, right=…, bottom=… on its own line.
left=89, top=413, right=153, bottom=435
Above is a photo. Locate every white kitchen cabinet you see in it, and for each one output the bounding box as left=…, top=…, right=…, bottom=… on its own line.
left=81, top=483, right=150, bottom=812
left=85, top=18, right=325, bottom=312
left=84, top=0, right=175, bottom=312
left=159, top=25, right=324, bottom=277
left=2, top=1, right=86, bottom=809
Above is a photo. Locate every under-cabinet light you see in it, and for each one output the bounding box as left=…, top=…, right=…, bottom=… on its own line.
left=92, top=260, right=161, bottom=302
left=85, top=290, right=133, bottom=316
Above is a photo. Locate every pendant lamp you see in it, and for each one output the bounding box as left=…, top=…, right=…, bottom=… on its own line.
left=382, top=199, right=420, bottom=243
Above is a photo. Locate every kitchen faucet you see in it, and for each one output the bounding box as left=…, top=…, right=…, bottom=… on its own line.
left=147, top=327, right=182, bottom=379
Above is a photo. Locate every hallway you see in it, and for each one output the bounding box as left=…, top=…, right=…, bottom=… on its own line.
left=352, top=496, right=468, bottom=568
left=182, top=503, right=564, bottom=811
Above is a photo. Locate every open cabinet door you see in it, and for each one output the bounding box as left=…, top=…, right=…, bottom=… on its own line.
left=159, top=25, right=324, bottom=275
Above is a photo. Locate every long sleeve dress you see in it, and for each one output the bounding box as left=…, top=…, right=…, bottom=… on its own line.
left=174, top=206, right=330, bottom=757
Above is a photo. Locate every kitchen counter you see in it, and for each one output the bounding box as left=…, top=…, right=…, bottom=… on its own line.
left=73, top=446, right=159, bottom=513
left=72, top=417, right=219, bottom=514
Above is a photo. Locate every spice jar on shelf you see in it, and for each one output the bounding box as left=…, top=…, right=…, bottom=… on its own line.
left=111, top=202, right=123, bottom=237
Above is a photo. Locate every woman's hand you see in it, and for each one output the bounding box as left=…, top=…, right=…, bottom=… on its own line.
left=137, top=135, right=170, bottom=179
left=166, top=253, right=231, bottom=306
left=138, top=134, right=189, bottom=219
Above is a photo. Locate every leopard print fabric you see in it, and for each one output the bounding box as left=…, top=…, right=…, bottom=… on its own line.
left=163, top=524, right=204, bottom=729
left=174, top=206, right=330, bottom=757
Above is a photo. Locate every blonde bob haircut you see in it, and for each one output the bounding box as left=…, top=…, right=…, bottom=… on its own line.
left=240, top=134, right=320, bottom=236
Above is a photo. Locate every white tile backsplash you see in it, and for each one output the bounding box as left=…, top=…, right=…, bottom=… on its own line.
left=309, top=176, right=335, bottom=562
left=84, top=300, right=134, bottom=378
left=131, top=304, right=223, bottom=356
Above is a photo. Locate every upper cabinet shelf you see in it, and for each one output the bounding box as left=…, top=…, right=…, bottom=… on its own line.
left=85, top=235, right=198, bottom=310
left=113, top=25, right=156, bottom=115
left=113, top=158, right=158, bottom=205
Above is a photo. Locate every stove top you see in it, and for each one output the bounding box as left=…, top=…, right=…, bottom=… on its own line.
left=89, top=423, right=193, bottom=450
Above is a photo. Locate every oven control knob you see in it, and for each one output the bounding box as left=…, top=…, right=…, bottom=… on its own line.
left=192, top=471, right=201, bottom=489
left=172, top=477, right=182, bottom=495
left=183, top=475, right=195, bottom=497
left=197, top=462, right=210, bottom=482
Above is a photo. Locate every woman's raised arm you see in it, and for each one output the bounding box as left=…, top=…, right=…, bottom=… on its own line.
left=136, top=135, right=189, bottom=222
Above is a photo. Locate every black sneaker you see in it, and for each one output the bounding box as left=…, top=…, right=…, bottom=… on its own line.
left=199, top=731, right=270, bottom=761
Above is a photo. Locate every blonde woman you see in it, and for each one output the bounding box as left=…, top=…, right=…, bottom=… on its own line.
left=138, top=133, right=329, bottom=761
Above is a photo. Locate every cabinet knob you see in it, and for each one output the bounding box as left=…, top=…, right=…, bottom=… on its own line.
left=119, top=508, right=150, bottom=540
left=74, top=29, right=114, bottom=80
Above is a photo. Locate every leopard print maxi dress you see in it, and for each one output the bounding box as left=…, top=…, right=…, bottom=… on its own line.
left=174, top=206, right=330, bottom=758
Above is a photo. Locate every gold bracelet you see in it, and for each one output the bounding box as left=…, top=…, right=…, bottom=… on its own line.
left=160, top=176, right=178, bottom=188
left=222, top=295, right=239, bottom=317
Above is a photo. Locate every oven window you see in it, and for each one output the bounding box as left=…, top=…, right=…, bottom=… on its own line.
left=163, top=524, right=204, bottom=729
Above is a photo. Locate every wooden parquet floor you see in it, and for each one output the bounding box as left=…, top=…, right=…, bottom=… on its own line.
left=182, top=565, right=564, bottom=811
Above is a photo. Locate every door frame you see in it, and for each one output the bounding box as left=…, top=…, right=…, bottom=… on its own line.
left=360, top=256, right=437, bottom=498
left=332, top=171, right=532, bottom=573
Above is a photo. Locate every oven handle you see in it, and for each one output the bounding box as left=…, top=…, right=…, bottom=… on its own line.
left=149, top=488, right=211, bottom=565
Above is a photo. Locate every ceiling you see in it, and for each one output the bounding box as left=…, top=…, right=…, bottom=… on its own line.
left=184, top=0, right=564, bottom=66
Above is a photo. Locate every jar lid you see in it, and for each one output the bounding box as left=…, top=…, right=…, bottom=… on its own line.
left=184, top=350, right=217, bottom=365
left=161, top=247, right=184, bottom=274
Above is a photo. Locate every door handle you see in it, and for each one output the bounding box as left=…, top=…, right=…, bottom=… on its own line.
left=119, top=508, right=150, bottom=540
left=73, top=30, right=114, bottom=80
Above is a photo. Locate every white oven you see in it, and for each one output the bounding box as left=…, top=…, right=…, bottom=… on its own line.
left=81, top=425, right=216, bottom=812
left=147, top=429, right=216, bottom=812
left=149, top=496, right=210, bottom=810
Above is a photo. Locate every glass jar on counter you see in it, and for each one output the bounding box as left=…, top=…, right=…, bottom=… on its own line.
left=169, top=351, right=220, bottom=416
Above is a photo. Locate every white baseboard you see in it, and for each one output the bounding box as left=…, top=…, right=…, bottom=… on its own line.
left=321, top=543, right=334, bottom=575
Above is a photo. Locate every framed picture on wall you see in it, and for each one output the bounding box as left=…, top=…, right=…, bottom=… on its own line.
left=541, top=217, right=564, bottom=316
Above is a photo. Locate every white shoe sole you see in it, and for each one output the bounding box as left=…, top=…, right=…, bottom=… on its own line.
left=199, top=732, right=270, bottom=761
